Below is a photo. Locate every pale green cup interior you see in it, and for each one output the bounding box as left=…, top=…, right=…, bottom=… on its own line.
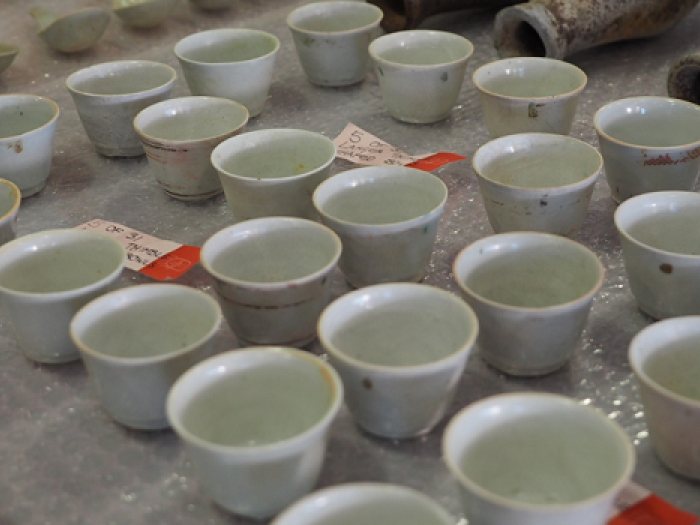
left=463, top=242, right=601, bottom=308
left=290, top=3, right=381, bottom=32
left=372, top=32, right=473, bottom=66
left=475, top=59, right=585, bottom=98
left=0, top=235, right=123, bottom=293
left=77, top=293, right=218, bottom=359
left=208, top=225, right=339, bottom=283
left=179, top=33, right=278, bottom=63
left=69, top=63, right=174, bottom=95
left=0, top=97, right=56, bottom=139
left=178, top=355, right=334, bottom=447
left=219, top=135, right=334, bottom=180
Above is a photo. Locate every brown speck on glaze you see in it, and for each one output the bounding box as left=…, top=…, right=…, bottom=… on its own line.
left=362, top=378, right=372, bottom=390
left=660, top=263, right=674, bottom=274
left=13, top=141, right=22, bottom=154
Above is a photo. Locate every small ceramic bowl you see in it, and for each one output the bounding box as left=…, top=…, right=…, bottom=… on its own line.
left=453, top=232, right=604, bottom=376
left=0, top=94, right=60, bottom=197
left=629, top=316, right=700, bottom=480
left=200, top=217, right=342, bottom=347
left=66, top=60, right=177, bottom=157
left=0, top=44, right=19, bottom=75
left=472, top=132, right=602, bottom=237
left=472, top=57, right=587, bottom=139
left=30, top=7, right=110, bottom=53
left=369, top=30, right=474, bottom=123
left=167, top=347, right=344, bottom=518
left=318, top=282, right=478, bottom=439
left=614, top=191, right=700, bottom=319
left=313, top=165, right=447, bottom=288
left=594, top=96, right=700, bottom=202
left=134, top=96, right=249, bottom=201
left=175, top=28, right=280, bottom=117
left=443, top=393, right=635, bottom=525
left=112, top=0, right=179, bottom=28
left=271, top=483, right=456, bottom=525
left=71, top=283, right=222, bottom=430
left=212, top=128, right=336, bottom=222
left=0, top=229, right=126, bottom=364
left=287, top=1, right=383, bottom=87
left=0, top=179, right=20, bottom=246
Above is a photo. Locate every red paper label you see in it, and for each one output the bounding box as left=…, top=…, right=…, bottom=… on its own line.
left=139, top=245, right=201, bottom=281
left=406, top=152, right=466, bottom=171
left=609, top=494, right=698, bottom=525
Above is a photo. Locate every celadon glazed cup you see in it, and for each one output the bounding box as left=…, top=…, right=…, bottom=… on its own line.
left=313, top=166, right=447, bottom=288
left=30, top=7, right=110, bottom=53
left=112, top=0, right=179, bottom=28
left=0, top=179, right=21, bottom=245
left=287, top=1, right=383, bottom=87
left=443, top=393, right=635, bottom=525
left=369, top=30, right=474, bottom=124
left=66, top=60, right=176, bottom=157
left=472, top=132, right=602, bottom=237
left=200, top=217, right=341, bottom=347
left=270, top=483, right=456, bottom=525
left=629, top=316, right=700, bottom=480
left=0, top=94, right=59, bottom=197
left=134, top=96, right=249, bottom=201
left=166, top=347, right=344, bottom=519
left=0, top=229, right=126, bottom=364
left=0, top=44, right=19, bottom=76
left=594, top=96, right=700, bottom=202
left=453, top=232, right=604, bottom=376
left=614, top=191, right=700, bottom=319
left=212, top=128, right=336, bottom=222
left=70, top=284, right=222, bottom=430
left=175, top=28, right=280, bottom=117
left=472, top=57, right=587, bottom=139
left=318, top=283, right=478, bottom=439
left=188, top=0, right=236, bottom=9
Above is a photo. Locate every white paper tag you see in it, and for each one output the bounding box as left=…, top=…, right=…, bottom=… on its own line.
left=333, top=123, right=431, bottom=166
left=76, top=219, right=181, bottom=272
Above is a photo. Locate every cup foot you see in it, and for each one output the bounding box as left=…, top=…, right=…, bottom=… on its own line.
left=18, top=179, right=47, bottom=198
left=162, top=187, right=223, bottom=202
left=482, top=354, right=568, bottom=377
left=236, top=332, right=317, bottom=349
left=94, top=143, right=145, bottom=157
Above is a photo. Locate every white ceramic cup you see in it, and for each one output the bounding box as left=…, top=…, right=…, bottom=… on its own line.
left=66, top=60, right=176, bottom=157
left=287, top=1, right=383, bottom=87
left=594, top=96, right=700, bottom=202
left=0, top=229, right=126, bottom=363
left=200, top=217, right=341, bottom=347
left=270, top=483, right=456, bottom=525
left=0, top=94, right=59, bottom=197
left=443, top=393, right=635, bottom=525
left=472, top=132, right=602, bottom=237
left=0, top=178, right=21, bottom=245
left=70, top=284, right=222, bottom=430
left=629, top=316, right=700, bottom=480
left=175, top=28, right=280, bottom=117
left=614, top=191, right=700, bottom=319
left=166, top=347, right=344, bottom=519
left=313, top=166, right=447, bottom=288
left=453, top=232, right=604, bottom=376
left=212, top=128, right=336, bottom=222
left=134, top=96, right=249, bottom=201
left=472, top=57, right=587, bottom=139
left=369, top=30, right=474, bottom=124
left=318, top=282, right=478, bottom=439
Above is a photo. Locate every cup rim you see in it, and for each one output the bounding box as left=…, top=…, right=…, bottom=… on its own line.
left=65, top=60, right=177, bottom=98
left=318, top=282, right=479, bottom=374
left=442, top=392, right=636, bottom=513
left=453, top=232, right=605, bottom=313
left=200, top=217, right=342, bottom=289
left=70, top=283, right=222, bottom=365
left=0, top=43, right=20, bottom=57
left=0, top=178, right=21, bottom=223
left=614, top=191, right=700, bottom=261
left=0, top=229, right=126, bottom=299
left=166, top=347, right=344, bottom=456
left=472, top=57, right=587, bottom=101
left=286, top=1, right=383, bottom=35
left=369, top=30, right=474, bottom=69
left=313, top=165, right=448, bottom=230
left=629, top=315, right=700, bottom=409
left=133, top=96, right=249, bottom=145
left=0, top=93, right=60, bottom=139
left=270, top=482, right=455, bottom=525
left=211, top=128, right=337, bottom=183
left=472, top=132, right=602, bottom=192
left=174, top=28, right=281, bottom=66
left=593, top=95, right=700, bottom=150
left=112, top=0, right=175, bottom=13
